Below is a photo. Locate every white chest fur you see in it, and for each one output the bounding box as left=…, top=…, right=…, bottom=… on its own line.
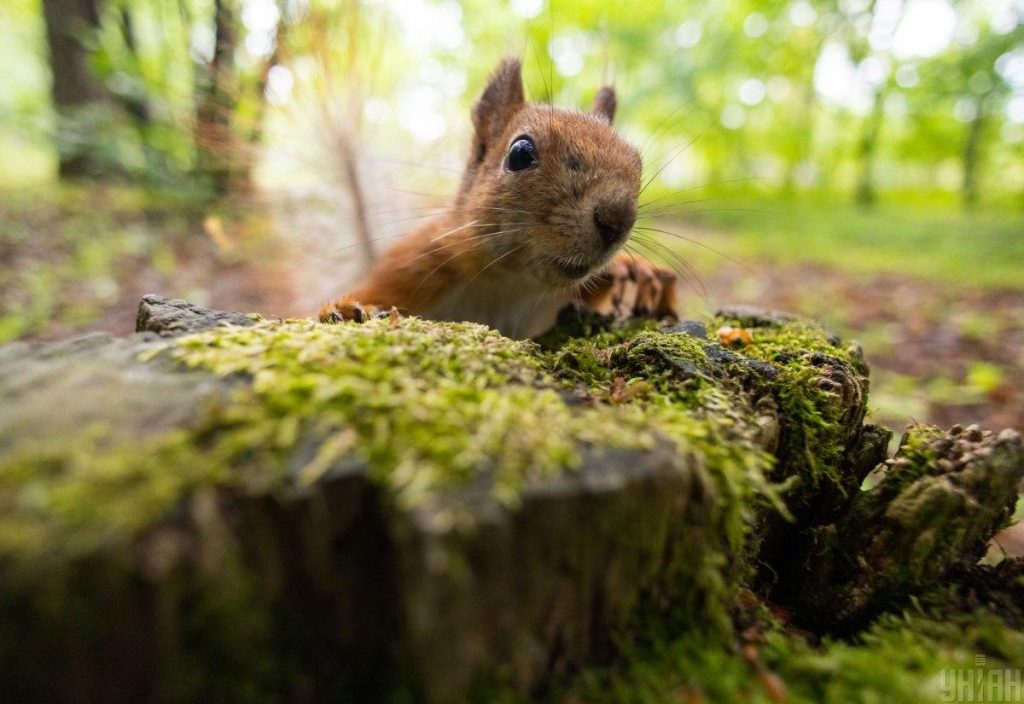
left=423, top=274, right=571, bottom=339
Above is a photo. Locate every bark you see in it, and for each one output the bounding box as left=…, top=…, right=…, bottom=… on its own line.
left=792, top=423, right=1023, bottom=630
left=40, top=0, right=110, bottom=178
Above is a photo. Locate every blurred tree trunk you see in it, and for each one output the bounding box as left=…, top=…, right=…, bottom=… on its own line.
left=855, top=89, right=885, bottom=207
left=194, top=0, right=243, bottom=196
left=783, top=83, right=818, bottom=195
left=116, top=5, right=166, bottom=178
left=850, top=0, right=900, bottom=208
left=40, top=0, right=110, bottom=178
left=116, top=6, right=151, bottom=125
left=961, top=92, right=991, bottom=209
left=193, top=0, right=286, bottom=197
left=248, top=9, right=286, bottom=151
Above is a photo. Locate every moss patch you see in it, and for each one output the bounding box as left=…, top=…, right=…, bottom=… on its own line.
left=557, top=595, right=1024, bottom=704
left=713, top=316, right=868, bottom=489
left=541, top=313, right=870, bottom=508
left=0, top=316, right=779, bottom=563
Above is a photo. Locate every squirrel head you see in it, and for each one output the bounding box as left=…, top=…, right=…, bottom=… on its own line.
left=454, top=57, right=642, bottom=286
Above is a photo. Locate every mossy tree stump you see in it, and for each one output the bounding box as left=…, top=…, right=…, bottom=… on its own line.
left=0, top=295, right=1021, bottom=703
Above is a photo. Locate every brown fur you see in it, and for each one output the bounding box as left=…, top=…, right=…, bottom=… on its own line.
left=320, top=57, right=677, bottom=338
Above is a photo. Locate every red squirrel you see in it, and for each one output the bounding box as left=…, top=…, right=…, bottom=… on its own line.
left=319, top=57, right=678, bottom=338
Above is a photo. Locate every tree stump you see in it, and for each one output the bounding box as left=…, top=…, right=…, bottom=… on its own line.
left=0, top=295, right=1020, bottom=703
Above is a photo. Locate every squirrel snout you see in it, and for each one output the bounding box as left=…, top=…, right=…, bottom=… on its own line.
left=593, top=202, right=637, bottom=249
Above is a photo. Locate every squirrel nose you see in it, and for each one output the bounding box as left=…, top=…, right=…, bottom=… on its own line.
left=593, top=202, right=636, bottom=249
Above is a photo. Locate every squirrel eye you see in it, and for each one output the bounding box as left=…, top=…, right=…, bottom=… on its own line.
left=506, top=137, right=539, bottom=172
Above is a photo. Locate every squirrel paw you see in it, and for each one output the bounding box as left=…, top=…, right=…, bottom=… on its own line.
left=319, top=297, right=380, bottom=324
left=583, top=256, right=678, bottom=321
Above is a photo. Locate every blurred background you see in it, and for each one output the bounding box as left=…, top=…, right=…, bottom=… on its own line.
left=1, top=0, right=1022, bottom=439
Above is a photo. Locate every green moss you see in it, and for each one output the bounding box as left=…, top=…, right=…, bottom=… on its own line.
left=768, top=608, right=1024, bottom=704
left=710, top=317, right=869, bottom=493
left=548, top=327, right=711, bottom=392
left=0, top=317, right=778, bottom=563
left=163, top=318, right=758, bottom=514
left=560, top=599, right=1024, bottom=704
left=0, top=314, right=792, bottom=701
left=542, top=316, right=869, bottom=510
left=532, top=309, right=659, bottom=351
left=616, top=330, right=711, bottom=386
left=0, top=428, right=222, bottom=563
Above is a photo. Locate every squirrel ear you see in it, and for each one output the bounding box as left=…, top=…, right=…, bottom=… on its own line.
left=471, top=58, right=525, bottom=152
left=592, top=86, right=617, bottom=124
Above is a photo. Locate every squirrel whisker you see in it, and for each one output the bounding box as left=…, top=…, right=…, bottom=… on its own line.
left=428, top=219, right=486, bottom=243
left=632, top=225, right=754, bottom=274
left=408, top=225, right=532, bottom=265
left=639, top=125, right=712, bottom=198
left=407, top=226, right=533, bottom=302
left=637, top=177, right=763, bottom=210
left=626, top=237, right=708, bottom=299
left=638, top=197, right=724, bottom=215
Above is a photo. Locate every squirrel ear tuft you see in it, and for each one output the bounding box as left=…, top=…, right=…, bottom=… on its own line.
left=471, top=58, right=525, bottom=152
left=592, top=86, right=617, bottom=124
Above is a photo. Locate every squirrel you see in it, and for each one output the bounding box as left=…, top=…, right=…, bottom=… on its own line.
left=319, top=57, right=678, bottom=339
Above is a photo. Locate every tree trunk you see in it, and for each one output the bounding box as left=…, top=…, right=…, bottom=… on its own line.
left=855, top=88, right=885, bottom=207
left=247, top=3, right=286, bottom=149
left=782, top=49, right=823, bottom=197
left=114, top=4, right=170, bottom=181
left=40, top=0, right=110, bottom=178
left=194, top=0, right=243, bottom=195
left=961, top=92, right=990, bottom=209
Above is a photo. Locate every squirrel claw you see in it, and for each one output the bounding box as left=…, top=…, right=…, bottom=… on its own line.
left=319, top=298, right=377, bottom=324
left=582, top=256, right=678, bottom=322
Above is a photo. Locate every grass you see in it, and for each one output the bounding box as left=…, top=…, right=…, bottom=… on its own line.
left=645, top=189, right=1024, bottom=290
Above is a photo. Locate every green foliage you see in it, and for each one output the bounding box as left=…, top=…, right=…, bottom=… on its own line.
left=3, top=0, right=1023, bottom=206
left=713, top=314, right=867, bottom=488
